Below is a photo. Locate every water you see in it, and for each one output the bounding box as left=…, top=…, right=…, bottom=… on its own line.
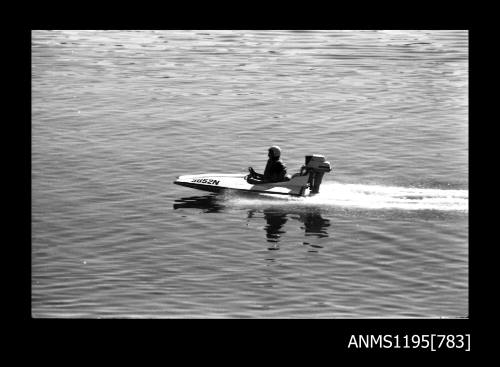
left=31, top=30, right=468, bottom=318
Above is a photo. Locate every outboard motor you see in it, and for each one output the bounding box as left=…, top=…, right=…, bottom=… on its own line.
left=303, top=155, right=332, bottom=194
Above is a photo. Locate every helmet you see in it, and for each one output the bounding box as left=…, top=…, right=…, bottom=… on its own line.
left=268, top=145, right=281, bottom=158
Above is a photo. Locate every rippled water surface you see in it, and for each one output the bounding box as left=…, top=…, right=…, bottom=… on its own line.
left=32, top=30, right=468, bottom=318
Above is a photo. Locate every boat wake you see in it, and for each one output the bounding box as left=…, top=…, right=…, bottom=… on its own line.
left=224, top=181, right=468, bottom=212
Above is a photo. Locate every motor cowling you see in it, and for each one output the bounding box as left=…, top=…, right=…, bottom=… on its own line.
left=305, top=155, right=331, bottom=172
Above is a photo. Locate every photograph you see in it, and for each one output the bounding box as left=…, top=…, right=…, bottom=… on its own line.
left=31, top=30, right=468, bottom=326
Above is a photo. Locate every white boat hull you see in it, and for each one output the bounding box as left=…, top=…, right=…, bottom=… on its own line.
left=174, top=173, right=311, bottom=196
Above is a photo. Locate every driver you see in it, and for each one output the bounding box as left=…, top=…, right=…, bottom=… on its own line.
left=247, top=146, right=288, bottom=184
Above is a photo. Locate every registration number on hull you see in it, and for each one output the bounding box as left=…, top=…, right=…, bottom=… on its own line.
left=191, top=178, right=220, bottom=185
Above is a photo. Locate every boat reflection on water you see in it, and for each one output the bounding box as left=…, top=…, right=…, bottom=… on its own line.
left=248, top=209, right=288, bottom=250
left=173, top=194, right=331, bottom=250
left=173, top=194, right=224, bottom=213
left=251, top=208, right=330, bottom=251
left=300, top=211, right=330, bottom=238
left=298, top=210, right=331, bottom=252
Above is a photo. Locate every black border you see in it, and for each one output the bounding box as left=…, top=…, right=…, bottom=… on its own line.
left=25, top=22, right=473, bottom=354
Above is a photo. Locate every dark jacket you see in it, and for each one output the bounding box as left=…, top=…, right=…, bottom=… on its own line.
left=263, top=158, right=287, bottom=182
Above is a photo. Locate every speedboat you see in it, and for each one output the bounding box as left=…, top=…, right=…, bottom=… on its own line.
left=174, top=154, right=332, bottom=197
